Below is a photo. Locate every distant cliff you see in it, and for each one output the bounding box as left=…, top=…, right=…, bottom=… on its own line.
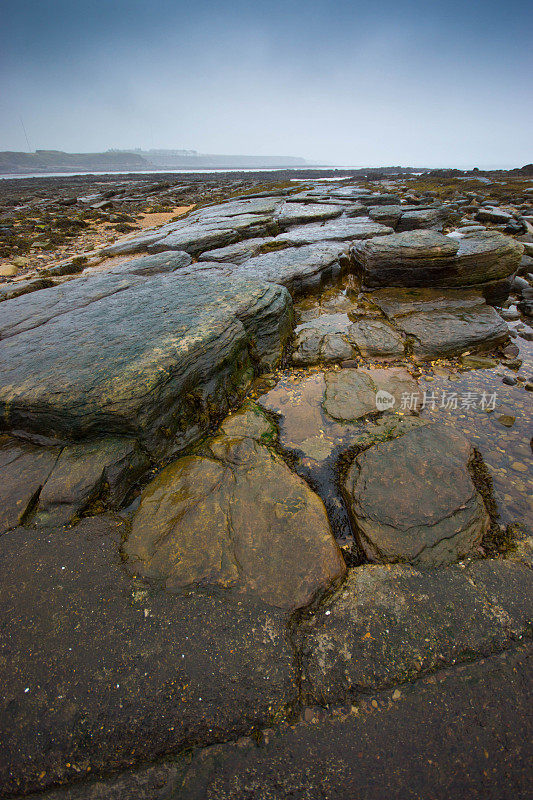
left=0, top=149, right=310, bottom=174
left=0, top=150, right=150, bottom=174
left=129, top=149, right=308, bottom=169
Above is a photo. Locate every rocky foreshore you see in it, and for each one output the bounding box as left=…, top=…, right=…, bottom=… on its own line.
left=0, top=171, right=532, bottom=799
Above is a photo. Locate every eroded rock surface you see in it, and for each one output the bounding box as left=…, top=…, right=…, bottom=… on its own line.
left=343, top=422, right=490, bottom=565
left=323, top=367, right=418, bottom=421
left=0, top=271, right=293, bottom=456
left=124, top=406, right=345, bottom=610
left=297, top=560, right=532, bottom=703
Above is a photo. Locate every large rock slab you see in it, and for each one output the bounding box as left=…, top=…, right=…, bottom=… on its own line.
left=101, top=198, right=284, bottom=257
left=124, top=407, right=345, bottom=610
left=343, top=423, right=490, bottom=565
left=274, top=218, right=393, bottom=245
left=0, top=271, right=292, bottom=456
left=235, top=242, right=352, bottom=295
left=297, top=560, right=532, bottom=703
left=0, top=515, right=297, bottom=797
left=323, top=367, right=418, bottom=421
left=173, top=646, right=533, bottom=800
left=146, top=216, right=274, bottom=256
left=371, top=287, right=508, bottom=359
left=354, top=230, right=523, bottom=297
left=275, top=202, right=345, bottom=226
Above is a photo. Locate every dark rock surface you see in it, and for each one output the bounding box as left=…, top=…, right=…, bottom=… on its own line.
left=297, top=560, right=532, bottom=703
left=0, top=435, right=60, bottom=534
left=171, top=646, right=533, bottom=800
left=32, top=437, right=149, bottom=527
left=0, top=516, right=297, bottom=798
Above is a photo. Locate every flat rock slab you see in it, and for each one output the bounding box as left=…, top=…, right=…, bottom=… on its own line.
left=322, top=367, right=418, bottom=421
left=107, top=250, right=192, bottom=276
left=124, top=407, right=345, bottom=610
left=0, top=516, right=297, bottom=797
left=344, top=422, right=490, bottom=565
left=274, top=218, right=393, bottom=245
left=197, top=237, right=273, bottom=264
left=275, top=202, right=345, bottom=226
left=0, top=272, right=292, bottom=456
left=297, top=561, right=532, bottom=703
left=173, top=645, right=533, bottom=800
left=234, top=242, right=351, bottom=295
left=370, top=287, right=508, bottom=359
left=147, top=215, right=274, bottom=256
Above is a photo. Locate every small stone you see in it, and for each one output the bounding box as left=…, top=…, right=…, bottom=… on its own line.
left=371, top=700, right=378, bottom=708
left=12, top=256, right=29, bottom=267
left=392, top=689, right=401, bottom=701
left=502, top=376, right=517, bottom=386
left=502, top=343, right=520, bottom=358
left=460, top=354, right=497, bottom=370
left=0, top=264, right=18, bottom=278
left=498, top=415, right=516, bottom=427
left=510, top=462, right=527, bottom=473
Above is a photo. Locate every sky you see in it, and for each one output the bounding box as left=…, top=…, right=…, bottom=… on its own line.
left=1, top=0, right=532, bottom=168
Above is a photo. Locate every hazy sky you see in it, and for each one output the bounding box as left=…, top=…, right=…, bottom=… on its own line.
left=1, top=0, right=532, bottom=167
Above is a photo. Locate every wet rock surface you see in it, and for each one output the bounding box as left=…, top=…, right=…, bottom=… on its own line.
left=1, top=171, right=532, bottom=800
left=124, top=407, right=345, bottom=610
left=343, top=422, right=490, bottom=565
left=297, top=561, right=532, bottom=702
left=323, top=367, right=418, bottom=421
left=0, top=271, right=293, bottom=456
left=0, top=516, right=297, bottom=797
left=355, top=229, right=523, bottom=294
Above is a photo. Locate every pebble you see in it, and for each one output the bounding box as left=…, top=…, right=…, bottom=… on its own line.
left=502, top=376, right=517, bottom=386
left=0, top=264, right=18, bottom=278
left=392, top=689, right=401, bottom=700
left=510, top=462, right=528, bottom=473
